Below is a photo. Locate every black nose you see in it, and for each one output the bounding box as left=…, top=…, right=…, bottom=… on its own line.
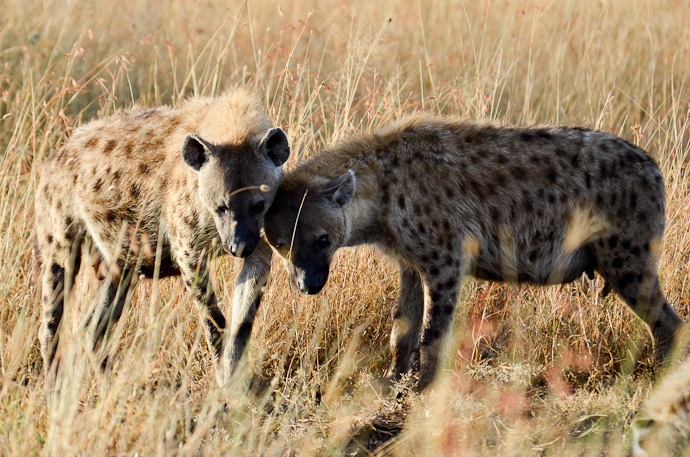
left=297, top=275, right=326, bottom=295
left=228, top=239, right=256, bottom=258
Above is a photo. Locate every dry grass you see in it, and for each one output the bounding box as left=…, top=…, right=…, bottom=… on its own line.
left=1, top=0, right=690, bottom=455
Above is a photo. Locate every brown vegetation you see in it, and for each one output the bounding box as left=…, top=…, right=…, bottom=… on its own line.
left=1, top=0, right=689, bottom=455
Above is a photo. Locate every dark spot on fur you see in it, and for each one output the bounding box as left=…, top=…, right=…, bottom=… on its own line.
left=72, top=174, right=78, bottom=184
left=520, top=131, right=536, bottom=142
left=417, top=222, right=427, bottom=235
left=631, top=246, right=641, bottom=256
left=629, top=192, right=638, bottom=207
left=56, top=200, right=62, bottom=210
left=546, top=167, right=558, bottom=184
left=93, top=178, right=104, bottom=192
left=129, top=183, right=141, bottom=199
left=184, top=212, right=199, bottom=229
left=621, top=240, right=632, bottom=250
left=494, top=153, right=508, bottom=165
left=50, top=262, right=61, bottom=277
left=535, top=129, right=553, bottom=139
left=616, top=206, right=627, bottom=219
left=617, top=273, right=638, bottom=294
left=522, top=199, right=534, bottom=212
left=85, top=138, right=98, bottom=149
left=46, top=234, right=54, bottom=244
left=511, top=165, right=527, bottom=179
left=105, top=211, right=117, bottom=223
left=64, top=216, right=73, bottom=227
left=442, top=277, right=458, bottom=291
left=103, top=139, right=117, bottom=154
left=608, top=236, right=619, bottom=249
left=123, top=140, right=135, bottom=157
left=612, top=258, right=624, bottom=269
left=430, top=267, right=439, bottom=276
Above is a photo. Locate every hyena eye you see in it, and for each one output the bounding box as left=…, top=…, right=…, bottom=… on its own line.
left=315, top=235, right=330, bottom=249
left=249, top=200, right=265, bottom=216
left=216, top=204, right=229, bottom=215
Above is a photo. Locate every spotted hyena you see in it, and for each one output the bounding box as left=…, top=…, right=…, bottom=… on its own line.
left=34, top=88, right=289, bottom=382
left=263, top=113, right=684, bottom=391
left=632, top=355, right=690, bottom=457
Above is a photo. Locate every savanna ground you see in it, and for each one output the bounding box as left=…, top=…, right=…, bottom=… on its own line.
left=1, top=0, right=690, bottom=455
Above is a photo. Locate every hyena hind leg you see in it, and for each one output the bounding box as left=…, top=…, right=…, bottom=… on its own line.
left=594, top=237, right=684, bottom=365
left=37, top=234, right=83, bottom=373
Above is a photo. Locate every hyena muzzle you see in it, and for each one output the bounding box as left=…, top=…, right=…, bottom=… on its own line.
left=34, top=89, right=289, bottom=383
left=263, top=113, right=685, bottom=391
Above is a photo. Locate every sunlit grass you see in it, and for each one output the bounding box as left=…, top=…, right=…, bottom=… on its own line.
left=1, top=0, right=689, bottom=455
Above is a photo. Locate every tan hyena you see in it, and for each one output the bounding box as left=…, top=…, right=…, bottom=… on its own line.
left=632, top=355, right=690, bottom=457
left=263, top=113, right=684, bottom=391
left=34, top=88, right=289, bottom=382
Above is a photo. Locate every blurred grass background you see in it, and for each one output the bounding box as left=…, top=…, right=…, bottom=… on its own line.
left=1, top=0, right=689, bottom=454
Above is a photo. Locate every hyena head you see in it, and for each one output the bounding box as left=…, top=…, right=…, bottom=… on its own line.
left=182, top=127, right=290, bottom=257
left=264, top=170, right=355, bottom=294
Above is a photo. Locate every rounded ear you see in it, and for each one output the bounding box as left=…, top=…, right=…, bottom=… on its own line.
left=325, top=170, right=356, bottom=207
left=182, top=133, right=214, bottom=171
left=259, top=128, right=290, bottom=167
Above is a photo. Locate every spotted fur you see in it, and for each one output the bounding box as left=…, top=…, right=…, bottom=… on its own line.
left=34, top=88, right=290, bottom=383
left=263, top=113, right=683, bottom=390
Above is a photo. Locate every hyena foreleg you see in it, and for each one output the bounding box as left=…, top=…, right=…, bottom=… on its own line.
left=85, top=264, right=139, bottom=355
left=417, top=267, right=463, bottom=391
left=387, top=264, right=424, bottom=382
left=219, top=239, right=272, bottom=384
left=178, top=253, right=227, bottom=359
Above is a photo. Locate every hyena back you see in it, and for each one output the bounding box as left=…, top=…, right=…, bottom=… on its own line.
left=263, top=113, right=684, bottom=391
left=34, top=88, right=290, bottom=382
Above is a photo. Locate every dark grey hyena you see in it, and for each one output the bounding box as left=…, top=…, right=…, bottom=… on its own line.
left=263, top=113, right=684, bottom=391
left=34, top=89, right=289, bottom=383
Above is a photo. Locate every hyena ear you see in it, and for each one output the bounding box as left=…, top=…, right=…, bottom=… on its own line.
left=325, top=170, right=356, bottom=208
left=182, top=133, right=214, bottom=171
left=259, top=127, right=290, bottom=167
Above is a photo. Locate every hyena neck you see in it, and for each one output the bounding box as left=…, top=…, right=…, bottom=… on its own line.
left=341, top=163, right=383, bottom=247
